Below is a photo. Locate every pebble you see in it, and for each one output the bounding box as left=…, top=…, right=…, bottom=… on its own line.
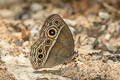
left=23, top=41, right=30, bottom=47
left=108, top=55, right=120, bottom=62
left=87, top=37, right=96, bottom=45
left=96, top=56, right=102, bottom=60
left=114, top=23, right=120, bottom=33
left=0, top=9, right=15, bottom=18
left=12, top=39, right=24, bottom=46
left=115, top=54, right=120, bottom=62
left=107, top=58, right=115, bottom=62
left=64, top=19, right=77, bottom=27
left=30, top=26, right=40, bottom=39
left=0, top=49, right=9, bottom=60
left=21, top=13, right=31, bottom=20
left=104, top=33, right=111, bottom=40
left=108, top=23, right=116, bottom=33
left=0, top=41, right=10, bottom=49
left=99, top=11, right=110, bottom=20
left=31, top=3, right=43, bottom=12
left=24, top=19, right=35, bottom=26
left=107, top=23, right=120, bottom=34
left=95, top=74, right=101, bottom=80
left=103, top=51, right=112, bottom=56
left=105, top=43, right=117, bottom=52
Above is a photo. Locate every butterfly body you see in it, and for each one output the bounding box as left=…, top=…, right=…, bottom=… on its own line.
left=29, top=14, right=74, bottom=70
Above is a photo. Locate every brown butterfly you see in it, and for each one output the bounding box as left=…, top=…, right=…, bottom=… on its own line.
left=29, top=14, right=74, bottom=70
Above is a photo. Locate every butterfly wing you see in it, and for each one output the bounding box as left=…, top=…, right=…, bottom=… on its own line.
left=43, top=14, right=74, bottom=68
left=29, top=14, right=74, bottom=69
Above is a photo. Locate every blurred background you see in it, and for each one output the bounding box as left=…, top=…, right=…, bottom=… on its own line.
left=0, top=0, right=120, bottom=19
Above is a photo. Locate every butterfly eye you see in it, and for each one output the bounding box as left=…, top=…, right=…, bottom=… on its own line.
left=47, top=27, right=57, bottom=38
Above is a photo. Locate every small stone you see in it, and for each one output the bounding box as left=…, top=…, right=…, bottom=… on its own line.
left=100, top=25, right=106, bottom=31
left=12, top=39, right=24, bottom=46
left=22, top=13, right=31, bottom=20
left=0, top=41, right=10, bottom=49
left=105, top=43, right=117, bottom=52
left=30, top=26, right=39, bottom=38
left=23, top=41, right=30, bottom=47
left=99, top=11, right=110, bottom=19
left=64, top=19, right=77, bottom=27
left=108, top=56, right=117, bottom=62
left=76, top=61, right=83, bottom=66
left=95, top=74, right=101, bottom=79
left=108, top=23, right=116, bottom=33
left=114, top=23, right=120, bottom=33
left=107, top=58, right=116, bottom=62
left=104, top=33, right=111, bottom=40
left=24, top=19, right=35, bottom=26
left=96, top=56, right=102, bottom=60
left=31, top=3, right=43, bottom=12
left=0, top=9, right=15, bottom=18
left=12, top=32, right=22, bottom=39
left=103, top=51, right=111, bottom=56
left=92, top=74, right=102, bottom=80
left=116, top=54, right=120, bottom=61
left=87, top=37, right=96, bottom=45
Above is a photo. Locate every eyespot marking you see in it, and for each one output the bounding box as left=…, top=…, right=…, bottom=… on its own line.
left=38, top=54, right=44, bottom=59
left=47, top=27, right=57, bottom=38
